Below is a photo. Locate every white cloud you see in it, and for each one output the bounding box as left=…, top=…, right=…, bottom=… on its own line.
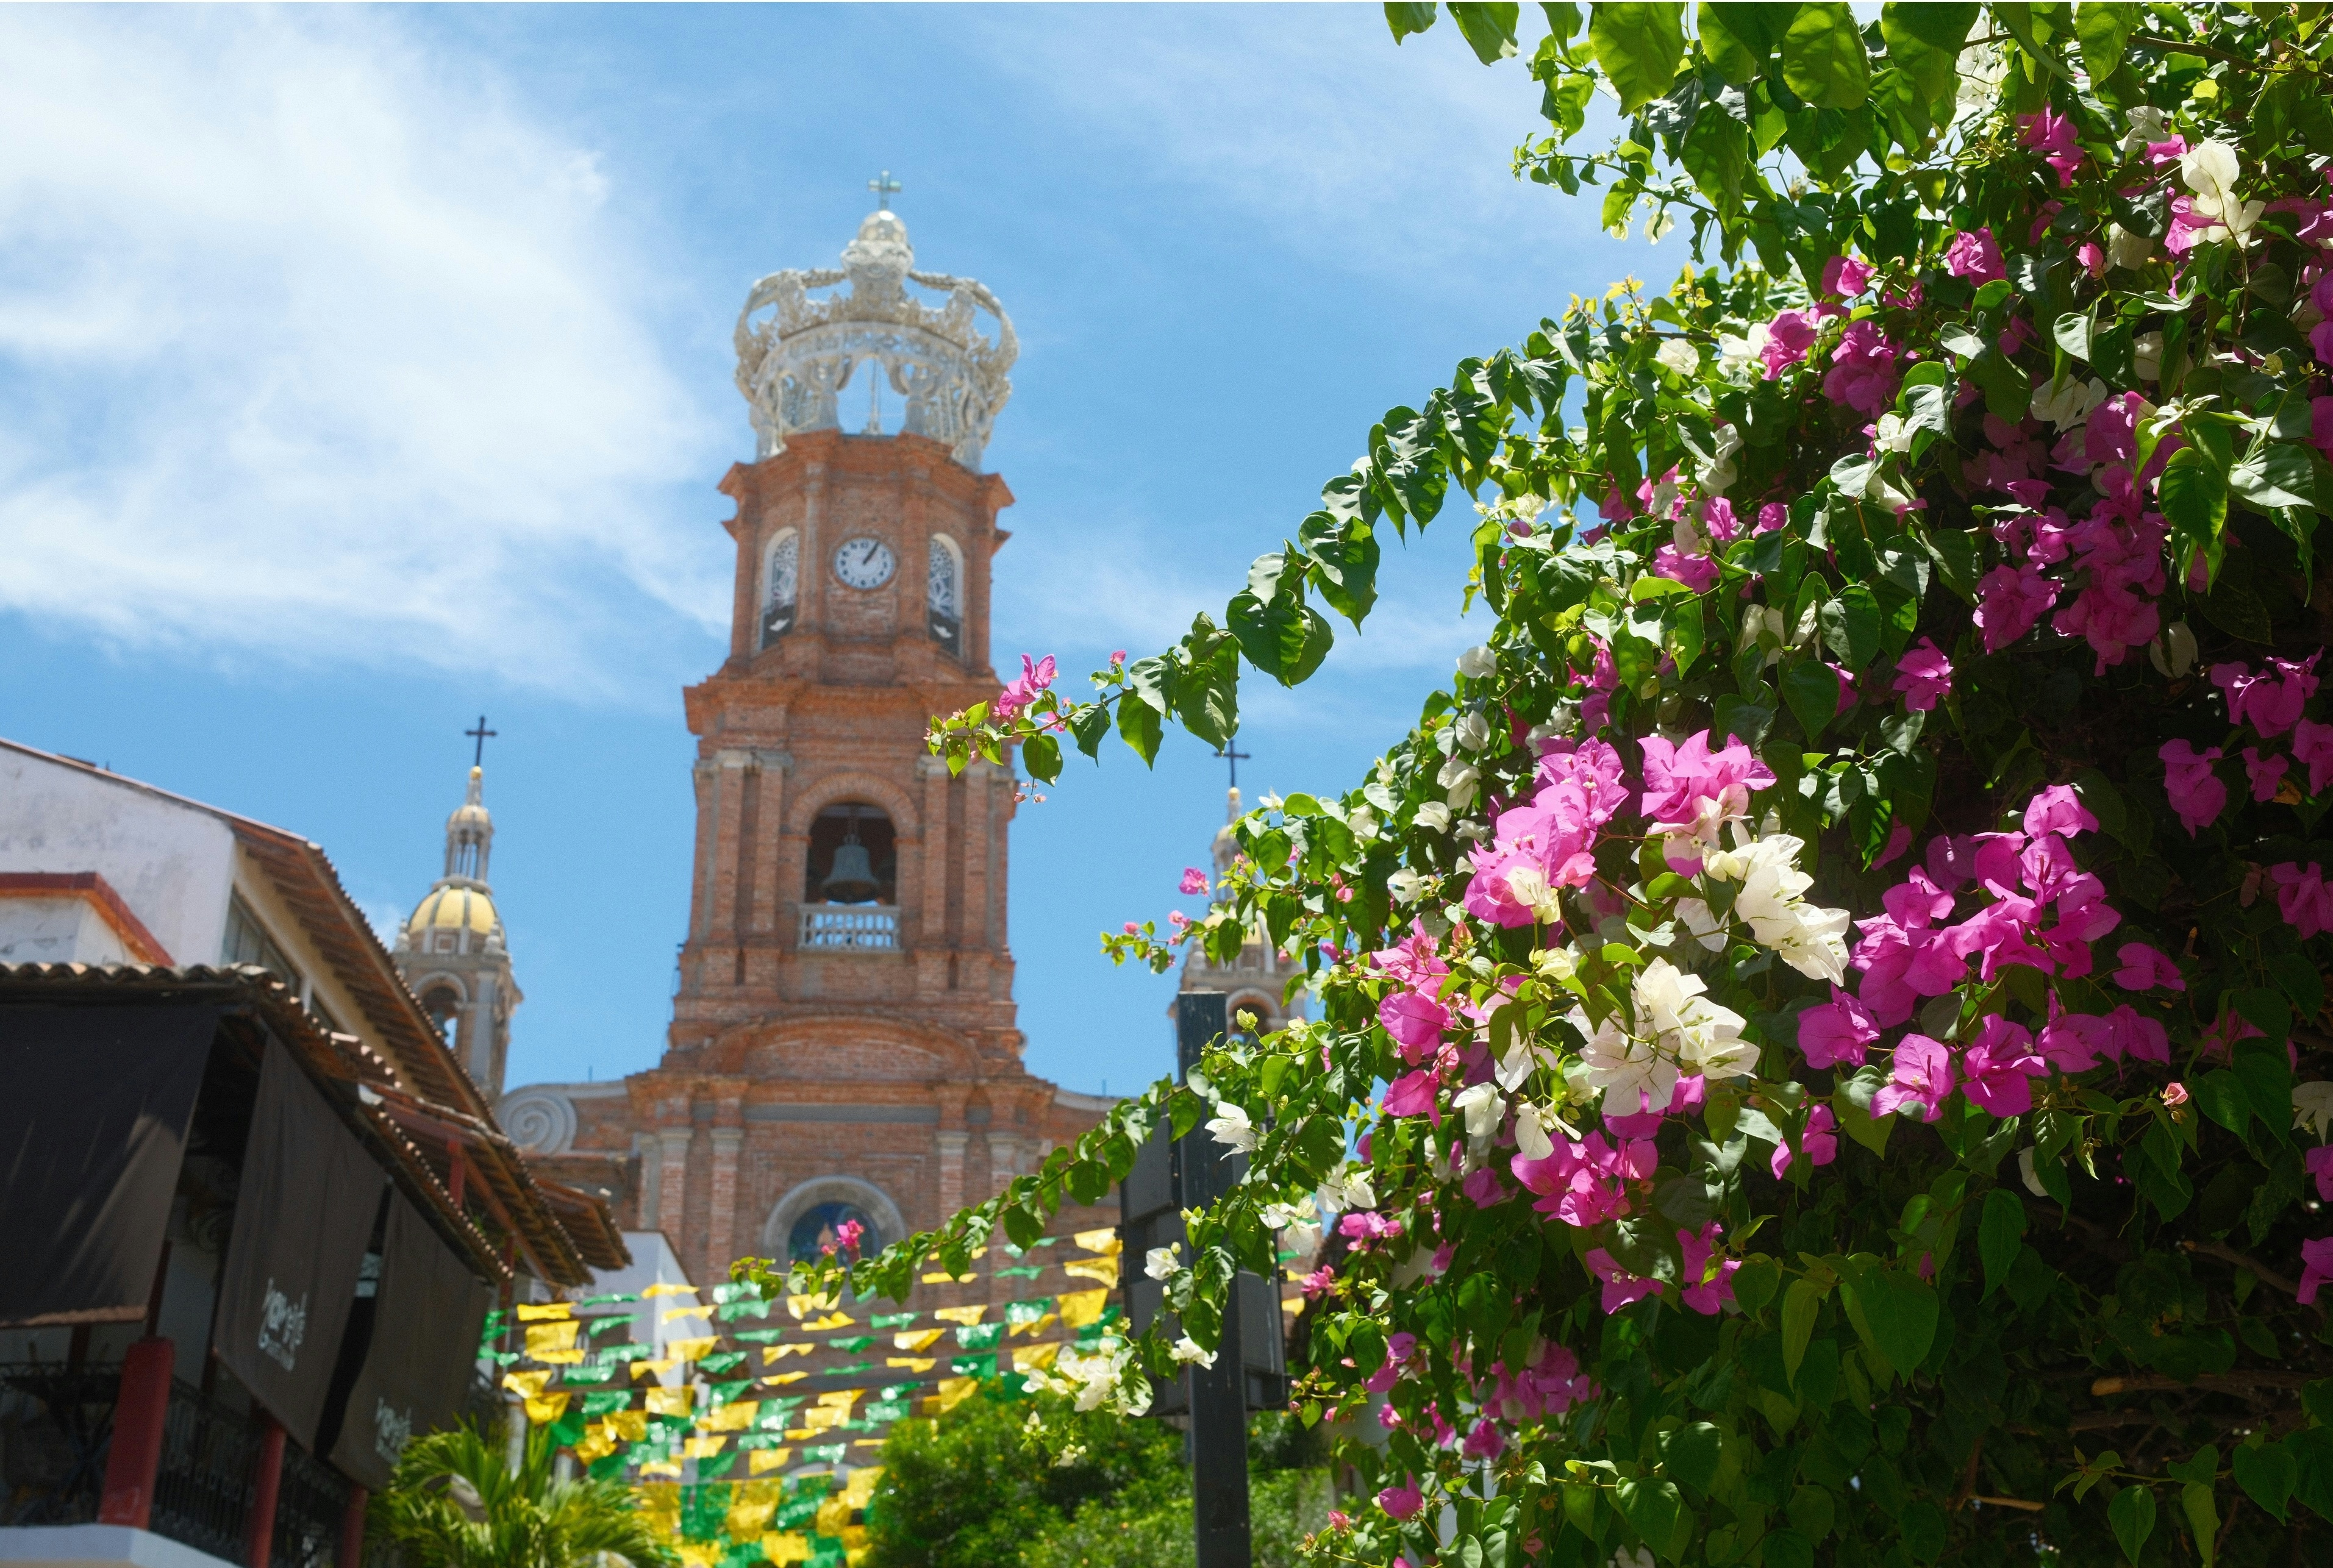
left=0, top=8, right=727, bottom=699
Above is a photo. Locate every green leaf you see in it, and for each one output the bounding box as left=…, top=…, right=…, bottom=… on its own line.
left=2183, top=1481, right=2220, bottom=1567
left=1116, top=694, right=1163, bottom=765
left=1855, top=1269, right=1939, bottom=1377
left=1877, top=3, right=1976, bottom=103
left=1067, top=704, right=1112, bottom=760
left=2052, top=310, right=2092, bottom=362
left=2231, top=441, right=2317, bottom=511
left=1781, top=1278, right=1824, bottom=1387
left=1819, top=584, right=1882, bottom=668
left=1384, top=1, right=1439, bottom=42
left=2269, top=952, right=2324, bottom=1021
left=2190, top=1069, right=2251, bottom=1139
left=2073, top=1, right=2139, bottom=80
left=2159, top=446, right=2229, bottom=579
left=1781, top=2, right=1870, bottom=109
left=1448, top=2, right=1521, bottom=62
left=2108, top=1484, right=2156, bottom=1563
left=1978, top=1189, right=2025, bottom=1299
left=2233, top=1033, right=2295, bottom=1141
left=1732, top=1253, right=1782, bottom=1316
left=1698, top=2, right=1796, bottom=84
left=1679, top=107, right=1751, bottom=224
left=1660, top=1421, right=1723, bottom=1494
left=1782, top=659, right=1842, bottom=739
left=2233, top=1441, right=2296, bottom=1523
left=1588, top=2, right=1687, bottom=112
left=1759, top=1530, right=1814, bottom=1568
left=1227, top=590, right=1335, bottom=686
left=1925, top=527, right=1980, bottom=601
left=1614, top=1478, right=1683, bottom=1559
left=1020, top=732, right=1062, bottom=785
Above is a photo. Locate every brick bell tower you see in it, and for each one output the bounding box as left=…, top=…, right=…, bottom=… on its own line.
left=497, top=196, right=1118, bottom=1294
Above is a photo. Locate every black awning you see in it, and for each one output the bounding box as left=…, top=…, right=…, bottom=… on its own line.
left=329, top=1194, right=494, bottom=1490
left=0, top=1003, right=216, bottom=1328
left=213, top=1039, right=387, bottom=1451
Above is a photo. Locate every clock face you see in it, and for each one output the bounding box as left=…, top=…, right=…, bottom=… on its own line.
left=832, top=536, right=896, bottom=590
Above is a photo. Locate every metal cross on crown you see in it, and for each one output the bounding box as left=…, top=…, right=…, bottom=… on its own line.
left=868, top=170, right=901, bottom=210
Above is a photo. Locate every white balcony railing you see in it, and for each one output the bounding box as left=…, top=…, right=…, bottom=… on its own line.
left=799, top=903, right=900, bottom=950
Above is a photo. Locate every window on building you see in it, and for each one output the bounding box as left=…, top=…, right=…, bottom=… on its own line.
left=926, top=536, right=961, bottom=657
left=221, top=894, right=302, bottom=994
left=761, top=530, right=800, bottom=648
left=421, top=985, right=462, bottom=1047
left=804, top=804, right=896, bottom=906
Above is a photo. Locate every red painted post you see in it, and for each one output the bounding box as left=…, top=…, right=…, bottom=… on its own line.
left=245, top=1414, right=286, bottom=1568
left=98, top=1338, right=176, bottom=1528
left=336, top=1485, right=367, bottom=1568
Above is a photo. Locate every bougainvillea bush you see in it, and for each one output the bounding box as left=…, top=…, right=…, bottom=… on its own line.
left=755, top=4, right=2333, bottom=1564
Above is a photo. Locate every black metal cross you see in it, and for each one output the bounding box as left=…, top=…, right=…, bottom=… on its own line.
left=1212, top=743, right=1251, bottom=791
left=868, top=169, right=901, bottom=210
left=465, top=715, right=498, bottom=768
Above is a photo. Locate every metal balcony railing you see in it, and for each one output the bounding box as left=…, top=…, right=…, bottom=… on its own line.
left=798, top=904, right=899, bottom=950
left=153, top=1377, right=262, bottom=1563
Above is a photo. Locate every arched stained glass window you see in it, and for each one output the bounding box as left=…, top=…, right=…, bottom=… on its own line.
left=762, top=531, right=799, bottom=648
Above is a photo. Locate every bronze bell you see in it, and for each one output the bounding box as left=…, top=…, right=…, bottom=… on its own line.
left=821, top=825, right=880, bottom=903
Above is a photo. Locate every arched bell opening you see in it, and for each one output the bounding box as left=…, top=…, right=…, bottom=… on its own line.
left=805, top=803, right=896, bottom=905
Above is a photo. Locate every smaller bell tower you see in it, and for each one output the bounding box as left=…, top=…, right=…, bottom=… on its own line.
left=395, top=753, right=521, bottom=1097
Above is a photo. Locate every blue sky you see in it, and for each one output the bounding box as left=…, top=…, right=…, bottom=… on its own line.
left=0, top=3, right=1639, bottom=1097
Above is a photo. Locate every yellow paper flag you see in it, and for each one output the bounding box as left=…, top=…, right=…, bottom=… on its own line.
left=523, top=1392, right=571, bottom=1425
left=787, top=1294, right=838, bottom=1320
left=641, top=1282, right=697, bottom=1299
left=748, top=1447, right=793, bottom=1475
left=842, top=1467, right=882, bottom=1507
left=815, top=1495, right=852, bottom=1536
left=574, top=1431, right=618, bottom=1463
left=893, top=1328, right=945, bottom=1352
left=816, top=1388, right=863, bottom=1409
left=923, top=1377, right=979, bottom=1416
left=801, top=1313, right=854, bottom=1332
left=631, top=1358, right=680, bottom=1382
left=726, top=1479, right=782, bottom=1536
left=1071, top=1228, right=1121, bottom=1255
left=932, top=1306, right=986, bottom=1326
left=763, top=1534, right=811, bottom=1564
left=676, top=1544, right=721, bottom=1568
left=1061, top=1257, right=1120, bottom=1288
left=1057, top=1288, right=1110, bottom=1328
left=632, top=1483, right=681, bottom=1532
left=764, top=1344, right=815, bottom=1363
left=1012, top=1342, right=1060, bottom=1374
left=523, top=1321, right=581, bottom=1357
left=668, top=1336, right=718, bottom=1362
left=645, top=1386, right=695, bottom=1418
left=921, top=1271, right=976, bottom=1285
left=762, top=1371, right=809, bottom=1386
left=710, top=1401, right=760, bottom=1432
left=681, top=1436, right=727, bottom=1460
left=1282, top=1295, right=1306, bottom=1314
left=502, top=1370, right=554, bottom=1397
left=639, top=1459, right=682, bottom=1478
left=607, top=1410, right=648, bottom=1442
left=660, top=1305, right=712, bottom=1323
left=515, top=1302, right=573, bottom=1321
left=886, top=1358, right=936, bottom=1372
left=1009, top=1314, right=1057, bottom=1339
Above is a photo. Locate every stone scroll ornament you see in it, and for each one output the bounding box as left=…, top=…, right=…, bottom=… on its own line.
left=733, top=208, right=1016, bottom=470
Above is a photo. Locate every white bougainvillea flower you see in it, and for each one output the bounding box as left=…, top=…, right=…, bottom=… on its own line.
left=1205, top=1101, right=1257, bottom=1152
left=2031, top=372, right=2107, bottom=431
left=1456, top=643, right=1498, bottom=679
left=1721, top=833, right=1852, bottom=983
left=1321, top=1164, right=1376, bottom=1212
left=2294, top=1081, right=2333, bottom=1138
left=1170, top=1337, right=1217, bottom=1368
left=1656, top=338, right=1701, bottom=377
left=1452, top=1081, right=1507, bottom=1141
left=1143, top=1244, right=1181, bottom=1281
left=1717, top=321, right=1771, bottom=380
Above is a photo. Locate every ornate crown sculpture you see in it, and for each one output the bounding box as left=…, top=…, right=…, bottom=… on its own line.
left=734, top=207, right=1017, bottom=470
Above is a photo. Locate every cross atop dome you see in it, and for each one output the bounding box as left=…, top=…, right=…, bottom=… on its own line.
left=732, top=190, right=1017, bottom=469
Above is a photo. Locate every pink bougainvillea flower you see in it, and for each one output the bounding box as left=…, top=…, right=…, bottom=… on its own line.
left=2112, top=942, right=2185, bottom=991
left=1637, top=729, right=1776, bottom=868
left=2245, top=747, right=2291, bottom=802
left=1762, top=309, right=1820, bottom=378
left=991, top=652, right=1057, bottom=721
left=1945, top=226, right=2006, bottom=283
left=2077, top=240, right=2106, bottom=277
left=1462, top=739, right=1628, bottom=925
left=2272, top=863, right=2333, bottom=939
left=2017, top=107, right=2085, bottom=185
left=1874, top=1035, right=1958, bottom=1122
left=2293, top=718, right=2333, bottom=795
left=1677, top=1223, right=1740, bottom=1314
left=1462, top=1419, right=1507, bottom=1461
left=1821, top=254, right=1876, bottom=297
left=1377, top=1481, right=1426, bottom=1520
left=2306, top=1146, right=2333, bottom=1202
left=1584, top=1249, right=1663, bottom=1312
left=1653, top=543, right=1721, bottom=593
left=1973, top=563, right=2060, bottom=652
left=1823, top=320, right=1901, bottom=416
left=1378, top=989, right=1452, bottom=1063
left=1384, top=1068, right=1443, bottom=1125
left=2315, top=395, right=2333, bottom=458
left=1799, top=986, right=1880, bottom=1069
left=1771, top=1103, right=1838, bottom=1179
left=2109, top=1005, right=2171, bottom=1064
left=1893, top=638, right=1954, bottom=711
left=2024, top=784, right=2099, bottom=839
left=2301, top=1237, right=2333, bottom=1306
left=1755, top=502, right=1787, bottom=534
left=1298, top=1266, right=1335, bottom=1299
left=1179, top=866, right=1209, bottom=895
left=2160, top=740, right=2228, bottom=835
left=1962, top=1017, right=2048, bottom=1117
left=2215, top=654, right=2321, bottom=739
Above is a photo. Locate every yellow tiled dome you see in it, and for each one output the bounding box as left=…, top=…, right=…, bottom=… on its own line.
left=407, top=883, right=498, bottom=938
